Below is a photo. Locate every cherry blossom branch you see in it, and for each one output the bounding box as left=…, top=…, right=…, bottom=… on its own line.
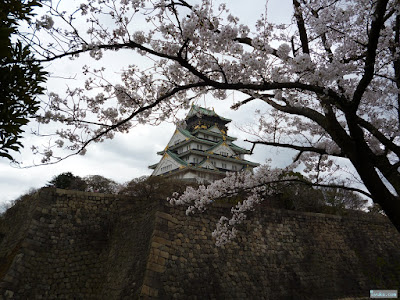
left=19, top=80, right=208, bottom=167
left=230, top=96, right=255, bottom=110
left=352, top=0, right=389, bottom=110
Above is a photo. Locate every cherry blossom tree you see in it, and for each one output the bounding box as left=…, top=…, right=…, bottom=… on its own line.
left=15, top=0, right=400, bottom=234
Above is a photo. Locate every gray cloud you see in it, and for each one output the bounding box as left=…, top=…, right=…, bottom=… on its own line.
left=0, top=0, right=296, bottom=206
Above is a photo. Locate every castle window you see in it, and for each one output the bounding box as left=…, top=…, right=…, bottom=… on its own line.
left=232, top=165, right=237, bottom=170
left=220, top=151, right=228, bottom=156
left=222, top=163, right=227, bottom=169
left=161, top=164, right=172, bottom=172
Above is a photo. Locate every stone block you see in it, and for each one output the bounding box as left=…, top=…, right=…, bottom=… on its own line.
left=156, top=211, right=180, bottom=224
left=147, top=262, right=166, bottom=273
left=159, top=251, right=169, bottom=259
left=157, top=257, right=165, bottom=265
left=151, top=241, right=162, bottom=249
left=4, top=290, right=14, bottom=299
left=152, top=236, right=171, bottom=246
left=141, top=284, right=150, bottom=295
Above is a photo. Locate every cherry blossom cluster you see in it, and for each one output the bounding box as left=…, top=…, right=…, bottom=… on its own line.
left=13, top=0, right=400, bottom=233
left=17, top=0, right=398, bottom=170
left=168, top=164, right=299, bottom=246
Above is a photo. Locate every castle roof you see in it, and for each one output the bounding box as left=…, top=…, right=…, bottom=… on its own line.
left=186, top=105, right=231, bottom=123
left=149, top=105, right=259, bottom=181
left=148, top=150, right=188, bottom=170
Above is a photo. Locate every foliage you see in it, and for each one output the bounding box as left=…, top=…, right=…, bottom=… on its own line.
left=0, top=187, right=38, bottom=241
left=0, top=0, right=47, bottom=161
left=321, top=188, right=369, bottom=214
left=47, top=173, right=121, bottom=193
left=84, top=175, right=120, bottom=194
left=169, top=165, right=371, bottom=245
left=47, top=172, right=87, bottom=191
left=119, top=176, right=197, bottom=201
left=214, top=171, right=326, bottom=212
left=15, top=0, right=400, bottom=233
left=273, top=184, right=325, bottom=213
left=369, top=203, right=386, bottom=215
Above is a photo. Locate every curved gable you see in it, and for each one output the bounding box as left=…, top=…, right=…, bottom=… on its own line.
left=167, top=130, right=188, bottom=147
left=208, top=125, right=223, bottom=134
left=152, top=153, right=184, bottom=176
left=198, top=159, right=218, bottom=170
left=210, top=143, right=236, bottom=157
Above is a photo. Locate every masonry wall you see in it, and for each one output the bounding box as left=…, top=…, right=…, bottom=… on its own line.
left=146, top=205, right=400, bottom=299
left=0, top=188, right=159, bottom=299
left=0, top=188, right=399, bottom=299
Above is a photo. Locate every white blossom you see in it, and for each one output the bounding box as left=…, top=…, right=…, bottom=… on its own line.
left=20, top=0, right=400, bottom=232
left=35, top=15, right=54, bottom=30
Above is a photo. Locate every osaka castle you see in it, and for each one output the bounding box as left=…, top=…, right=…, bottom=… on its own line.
left=149, top=105, right=259, bottom=182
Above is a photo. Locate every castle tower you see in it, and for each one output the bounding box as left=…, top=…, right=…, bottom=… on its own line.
left=148, top=105, right=259, bottom=182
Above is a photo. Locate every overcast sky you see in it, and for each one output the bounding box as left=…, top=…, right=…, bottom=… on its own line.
left=0, top=0, right=294, bottom=207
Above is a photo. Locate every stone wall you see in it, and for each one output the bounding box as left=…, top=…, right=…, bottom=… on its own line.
left=145, top=205, right=400, bottom=299
left=0, top=188, right=399, bottom=299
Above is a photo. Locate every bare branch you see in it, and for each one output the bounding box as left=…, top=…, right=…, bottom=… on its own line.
left=269, top=178, right=373, bottom=199
left=357, top=116, right=400, bottom=158
left=292, top=0, right=310, bottom=54
left=352, top=0, right=389, bottom=109
left=245, top=140, right=345, bottom=158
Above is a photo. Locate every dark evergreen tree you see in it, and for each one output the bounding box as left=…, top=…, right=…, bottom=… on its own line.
left=47, top=172, right=87, bottom=191
left=0, top=0, right=47, bottom=160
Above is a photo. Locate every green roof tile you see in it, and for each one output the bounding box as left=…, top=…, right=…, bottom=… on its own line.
left=229, top=143, right=251, bottom=153
left=166, top=150, right=188, bottom=166
left=177, top=127, right=193, bottom=138
left=186, top=105, right=231, bottom=122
